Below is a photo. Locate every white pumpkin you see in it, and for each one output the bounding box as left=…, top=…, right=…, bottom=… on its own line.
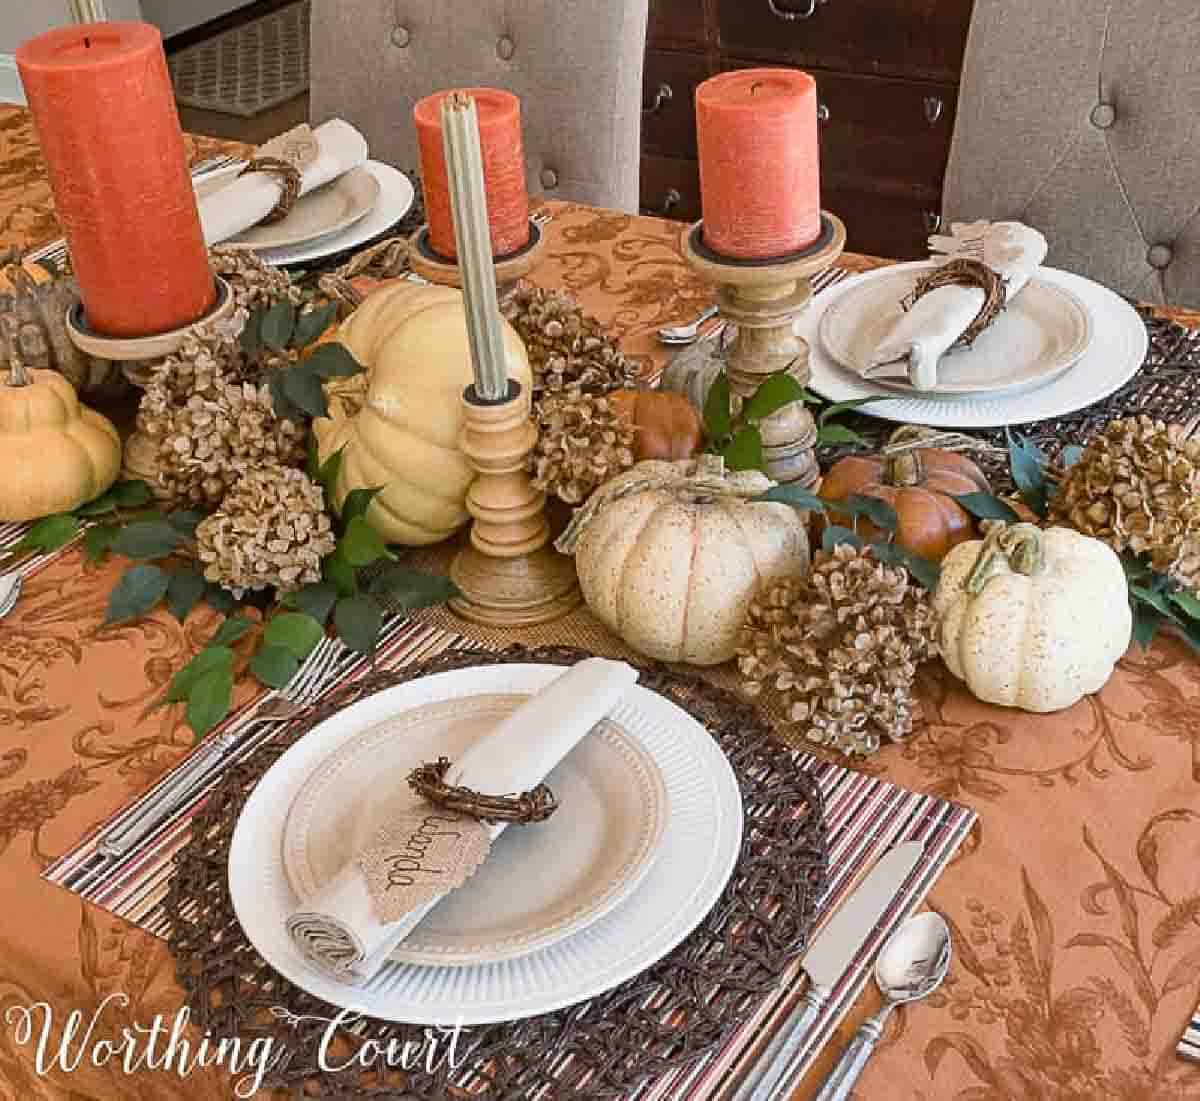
left=557, top=457, right=811, bottom=665
left=934, top=523, right=1132, bottom=712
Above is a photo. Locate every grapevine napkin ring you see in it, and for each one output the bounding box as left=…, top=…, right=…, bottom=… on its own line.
left=901, top=257, right=1007, bottom=347
left=238, top=156, right=303, bottom=224
left=408, top=757, right=559, bottom=824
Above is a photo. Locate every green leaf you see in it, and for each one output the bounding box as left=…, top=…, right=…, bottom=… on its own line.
left=722, top=425, right=764, bottom=472
left=1007, top=431, right=1049, bottom=518
left=954, top=492, right=1022, bottom=523
left=168, top=510, right=207, bottom=537
left=1060, top=444, right=1085, bottom=469
left=304, top=342, right=364, bottom=379
left=165, top=568, right=206, bottom=622
left=105, top=563, right=169, bottom=624
left=290, top=302, right=338, bottom=349
left=340, top=514, right=395, bottom=566
left=110, top=520, right=183, bottom=560
left=240, top=310, right=263, bottom=355
left=289, top=581, right=339, bottom=625
left=817, top=423, right=869, bottom=447
left=15, top=514, right=80, bottom=554
left=268, top=370, right=303, bottom=423
left=743, top=372, right=806, bottom=423
left=1131, top=584, right=1173, bottom=618
left=1121, top=552, right=1155, bottom=584
left=83, top=523, right=120, bottom=564
left=113, top=480, right=153, bottom=507
left=868, top=540, right=905, bottom=566
left=817, top=395, right=889, bottom=425
left=204, top=583, right=238, bottom=614
left=841, top=494, right=899, bottom=532
left=167, top=645, right=234, bottom=702
left=76, top=496, right=117, bottom=517
left=341, top=486, right=383, bottom=526
left=281, top=366, right=329, bottom=419
left=306, top=433, right=321, bottom=480
left=757, top=484, right=826, bottom=513
left=822, top=525, right=863, bottom=552
left=1132, top=602, right=1165, bottom=649
left=900, top=550, right=941, bottom=592
left=334, top=594, right=383, bottom=655
left=323, top=547, right=358, bottom=597
left=187, top=665, right=234, bottom=739
left=264, top=611, right=325, bottom=660
left=702, top=371, right=732, bottom=443
left=317, top=445, right=345, bottom=504
left=250, top=644, right=301, bottom=689
left=1171, top=589, right=1200, bottom=622
left=260, top=300, right=297, bottom=351
left=366, top=566, right=459, bottom=612
left=210, top=615, right=253, bottom=647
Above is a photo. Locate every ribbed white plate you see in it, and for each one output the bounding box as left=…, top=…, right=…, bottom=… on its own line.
left=804, top=262, right=1148, bottom=427
left=282, top=695, right=669, bottom=966
left=229, top=664, right=743, bottom=1025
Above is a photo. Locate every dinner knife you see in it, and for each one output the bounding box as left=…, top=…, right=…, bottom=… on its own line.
left=730, top=840, right=924, bottom=1101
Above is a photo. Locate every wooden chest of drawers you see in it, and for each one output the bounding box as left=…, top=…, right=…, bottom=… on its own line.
left=640, top=0, right=974, bottom=258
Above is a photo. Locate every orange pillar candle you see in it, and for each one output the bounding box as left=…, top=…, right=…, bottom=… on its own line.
left=17, top=22, right=214, bottom=338
left=695, top=69, right=821, bottom=260
left=415, top=87, right=529, bottom=260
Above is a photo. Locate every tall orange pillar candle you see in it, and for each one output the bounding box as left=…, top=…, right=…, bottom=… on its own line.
left=695, top=69, right=821, bottom=260
left=17, top=22, right=214, bottom=337
left=414, top=87, right=529, bottom=260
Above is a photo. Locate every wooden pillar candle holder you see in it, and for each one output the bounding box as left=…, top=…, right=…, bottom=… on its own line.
left=681, top=212, right=846, bottom=488
left=449, top=379, right=581, bottom=627
left=409, top=219, right=546, bottom=307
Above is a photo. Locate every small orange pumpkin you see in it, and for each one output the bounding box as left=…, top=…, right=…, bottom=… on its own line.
left=609, top=389, right=703, bottom=461
left=819, top=427, right=991, bottom=561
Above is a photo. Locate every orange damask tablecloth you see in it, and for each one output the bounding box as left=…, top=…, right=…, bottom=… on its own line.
left=2, top=103, right=1200, bottom=1101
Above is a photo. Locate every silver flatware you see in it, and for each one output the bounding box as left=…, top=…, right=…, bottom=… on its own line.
left=731, top=840, right=925, bottom=1101
left=0, top=570, right=21, bottom=619
left=812, top=911, right=951, bottom=1101
left=658, top=304, right=720, bottom=345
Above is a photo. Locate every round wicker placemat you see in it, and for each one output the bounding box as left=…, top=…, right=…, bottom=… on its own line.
left=163, top=645, right=828, bottom=1100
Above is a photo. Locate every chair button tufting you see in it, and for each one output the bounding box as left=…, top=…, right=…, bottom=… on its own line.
left=540, top=167, right=559, bottom=190
left=390, top=24, right=411, bottom=48
left=1090, top=102, right=1116, bottom=130
left=497, top=35, right=515, bottom=60
left=1147, top=243, right=1174, bottom=270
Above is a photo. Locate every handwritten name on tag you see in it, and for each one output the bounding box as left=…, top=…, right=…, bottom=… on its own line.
left=256, top=123, right=320, bottom=172
left=357, top=809, right=491, bottom=924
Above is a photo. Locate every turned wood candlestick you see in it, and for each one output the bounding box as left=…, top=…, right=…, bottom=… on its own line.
left=681, top=212, right=846, bottom=488
left=449, top=380, right=581, bottom=627
left=409, top=219, right=546, bottom=307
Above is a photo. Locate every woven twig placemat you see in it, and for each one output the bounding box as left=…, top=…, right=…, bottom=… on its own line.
left=163, top=645, right=829, bottom=1100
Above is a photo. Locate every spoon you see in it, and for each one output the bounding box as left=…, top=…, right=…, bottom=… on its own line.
left=0, top=569, right=22, bottom=620
left=812, top=912, right=952, bottom=1101
left=657, top=304, right=720, bottom=344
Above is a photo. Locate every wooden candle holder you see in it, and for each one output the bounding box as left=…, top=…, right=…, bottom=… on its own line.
left=449, top=380, right=581, bottom=627
left=680, top=213, right=846, bottom=488
left=409, top=219, right=546, bottom=307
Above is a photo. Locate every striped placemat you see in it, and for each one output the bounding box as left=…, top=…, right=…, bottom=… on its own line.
left=1180, top=1010, right=1200, bottom=1062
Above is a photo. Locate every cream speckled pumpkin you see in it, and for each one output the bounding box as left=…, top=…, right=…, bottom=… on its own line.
left=934, top=523, right=1131, bottom=712
left=557, top=457, right=811, bottom=665
left=312, top=283, right=533, bottom=545
left=0, top=362, right=120, bottom=522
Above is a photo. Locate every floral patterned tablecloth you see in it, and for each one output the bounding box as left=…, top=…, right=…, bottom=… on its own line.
left=2, top=103, right=1200, bottom=1101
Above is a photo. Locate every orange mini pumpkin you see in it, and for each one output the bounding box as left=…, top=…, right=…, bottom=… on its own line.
left=819, top=428, right=991, bottom=561
left=609, top=389, right=703, bottom=461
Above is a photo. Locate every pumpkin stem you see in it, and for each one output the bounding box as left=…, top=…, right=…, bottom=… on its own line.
left=965, top=522, right=1044, bottom=594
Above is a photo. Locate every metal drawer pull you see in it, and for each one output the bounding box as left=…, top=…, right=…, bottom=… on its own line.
left=643, top=83, right=674, bottom=115
left=817, top=102, right=830, bottom=123
left=924, top=95, right=945, bottom=125
left=767, top=0, right=820, bottom=20
left=924, top=211, right=943, bottom=233
left=660, top=189, right=682, bottom=216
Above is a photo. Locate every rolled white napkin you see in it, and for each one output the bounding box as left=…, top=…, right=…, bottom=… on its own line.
left=865, top=221, right=1049, bottom=390
left=199, top=119, right=369, bottom=245
left=285, top=657, right=640, bottom=984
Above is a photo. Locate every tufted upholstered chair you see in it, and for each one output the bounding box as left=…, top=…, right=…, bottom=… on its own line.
left=942, top=0, right=1200, bottom=307
left=309, top=0, right=649, bottom=213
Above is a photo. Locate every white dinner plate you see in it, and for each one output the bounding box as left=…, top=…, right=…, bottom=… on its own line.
left=228, top=664, right=743, bottom=1025
left=804, top=263, right=1148, bottom=427
left=819, top=268, right=1093, bottom=395
left=282, top=694, right=669, bottom=966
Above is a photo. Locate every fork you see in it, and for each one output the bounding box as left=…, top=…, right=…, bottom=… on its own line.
left=96, top=633, right=344, bottom=859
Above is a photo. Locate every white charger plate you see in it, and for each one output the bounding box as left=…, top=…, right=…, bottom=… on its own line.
left=282, top=694, right=669, bottom=966
left=228, top=664, right=743, bottom=1025
left=819, top=268, right=1093, bottom=395
left=805, top=263, right=1148, bottom=427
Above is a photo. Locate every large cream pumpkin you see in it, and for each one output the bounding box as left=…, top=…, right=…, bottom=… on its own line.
left=558, top=457, right=811, bottom=665
left=312, top=283, right=533, bottom=545
left=934, top=523, right=1132, bottom=712
left=0, top=363, right=120, bottom=521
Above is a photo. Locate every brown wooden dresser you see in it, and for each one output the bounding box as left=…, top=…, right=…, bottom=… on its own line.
left=640, top=0, right=974, bottom=258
